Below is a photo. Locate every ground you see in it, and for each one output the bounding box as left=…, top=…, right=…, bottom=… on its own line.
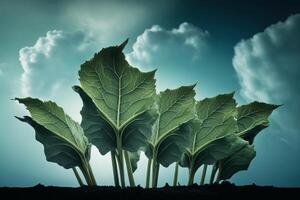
left=0, top=182, right=298, bottom=200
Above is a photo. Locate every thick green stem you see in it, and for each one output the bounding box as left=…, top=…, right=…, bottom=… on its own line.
left=151, top=155, right=159, bottom=188
left=79, top=164, right=92, bottom=186
left=151, top=156, right=156, bottom=188
left=124, top=151, right=136, bottom=187
left=145, top=158, right=152, bottom=188
left=111, top=151, right=120, bottom=187
left=210, top=162, right=218, bottom=184
left=188, top=166, right=195, bottom=185
left=72, top=167, right=84, bottom=187
left=80, top=159, right=96, bottom=186
left=87, top=162, right=97, bottom=185
left=173, top=162, right=179, bottom=186
left=116, top=139, right=126, bottom=188
left=200, top=164, right=207, bottom=185
left=154, top=164, right=160, bottom=187
left=215, top=162, right=221, bottom=183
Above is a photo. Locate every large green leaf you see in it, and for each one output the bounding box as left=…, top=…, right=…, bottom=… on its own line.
left=78, top=39, right=156, bottom=131
left=180, top=93, right=238, bottom=171
left=218, top=142, right=256, bottom=180
left=182, top=134, right=249, bottom=171
left=73, top=85, right=157, bottom=154
left=147, top=85, right=196, bottom=167
left=73, top=85, right=115, bottom=155
left=15, top=98, right=90, bottom=169
left=155, top=121, right=192, bottom=167
left=236, top=102, right=280, bottom=144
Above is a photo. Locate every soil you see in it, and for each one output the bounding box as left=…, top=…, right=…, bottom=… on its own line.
left=0, top=181, right=299, bottom=200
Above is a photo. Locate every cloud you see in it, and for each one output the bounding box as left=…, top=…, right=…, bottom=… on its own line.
left=64, top=0, right=157, bottom=44
left=0, top=63, right=4, bottom=75
left=19, top=30, right=97, bottom=98
left=126, top=22, right=210, bottom=93
left=233, top=14, right=300, bottom=141
left=127, top=22, right=210, bottom=69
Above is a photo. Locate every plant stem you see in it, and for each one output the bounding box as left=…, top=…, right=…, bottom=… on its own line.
left=111, top=151, right=120, bottom=187
left=145, top=158, right=152, bottom=188
left=151, top=156, right=156, bottom=188
left=200, top=164, right=207, bottom=185
left=72, top=167, right=84, bottom=187
left=81, top=159, right=96, bottom=186
left=116, top=139, right=126, bottom=188
left=209, top=162, right=218, bottom=184
left=124, top=151, right=135, bottom=187
left=151, top=155, right=159, bottom=188
left=79, top=164, right=92, bottom=186
left=173, top=162, right=179, bottom=186
left=215, top=162, right=222, bottom=183
left=188, top=166, right=195, bottom=185
left=154, top=164, right=160, bottom=187
left=87, top=162, right=97, bottom=185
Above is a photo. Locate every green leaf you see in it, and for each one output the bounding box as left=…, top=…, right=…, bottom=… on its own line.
left=73, top=85, right=115, bottom=155
left=180, top=93, right=238, bottom=171
left=147, top=85, right=196, bottom=167
left=128, top=151, right=140, bottom=173
left=156, top=121, right=192, bottom=167
left=78, top=39, right=156, bottom=130
left=187, top=134, right=250, bottom=170
left=218, top=142, right=256, bottom=180
left=237, top=102, right=280, bottom=144
left=15, top=98, right=90, bottom=169
left=73, top=85, right=157, bottom=154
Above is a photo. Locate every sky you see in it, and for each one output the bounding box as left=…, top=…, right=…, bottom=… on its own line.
left=1, top=0, right=300, bottom=187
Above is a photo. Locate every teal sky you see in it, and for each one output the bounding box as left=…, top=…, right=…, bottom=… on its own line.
left=1, top=0, right=300, bottom=187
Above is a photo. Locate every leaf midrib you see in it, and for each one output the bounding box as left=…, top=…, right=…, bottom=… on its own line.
left=192, top=99, right=234, bottom=154
left=192, top=117, right=234, bottom=155
left=236, top=109, right=270, bottom=136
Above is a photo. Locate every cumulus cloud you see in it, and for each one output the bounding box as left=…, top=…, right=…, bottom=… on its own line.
left=19, top=30, right=97, bottom=98
left=0, top=63, right=4, bottom=75
left=127, top=22, right=210, bottom=69
left=233, top=14, right=300, bottom=141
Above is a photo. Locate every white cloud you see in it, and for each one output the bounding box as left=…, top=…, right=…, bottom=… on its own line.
left=18, top=30, right=99, bottom=121
left=0, top=64, right=3, bottom=75
left=19, top=30, right=97, bottom=98
left=64, top=1, right=153, bottom=44
left=127, top=22, right=210, bottom=69
left=126, top=22, right=210, bottom=93
left=233, top=14, right=300, bottom=141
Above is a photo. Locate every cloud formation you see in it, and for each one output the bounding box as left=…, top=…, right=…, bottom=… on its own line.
left=0, top=63, right=4, bottom=75
left=19, top=30, right=97, bottom=99
left=64, top=0, right=156, bottom=44
left=233, top=14, right=300, bottom=141
left=127, top=22, right=210, bottom=69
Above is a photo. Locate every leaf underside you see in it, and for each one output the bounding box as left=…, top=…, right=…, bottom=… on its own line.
left=219, top=142, right=256, bottom=180
left=15, top=97, right=90, bottom=169
left=16, top=97, right=89, bottom=156
left=16, top=116, right=86, bottom=169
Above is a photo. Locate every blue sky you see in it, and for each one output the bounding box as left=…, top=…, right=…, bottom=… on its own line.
left=1, top=0, right=300, bottom=187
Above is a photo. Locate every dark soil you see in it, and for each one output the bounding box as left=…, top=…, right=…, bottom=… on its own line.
left=0, top=182, right=299, bottom=200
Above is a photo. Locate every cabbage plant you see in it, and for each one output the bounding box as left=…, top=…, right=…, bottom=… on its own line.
left=15, top=40, right=279, bottom=188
